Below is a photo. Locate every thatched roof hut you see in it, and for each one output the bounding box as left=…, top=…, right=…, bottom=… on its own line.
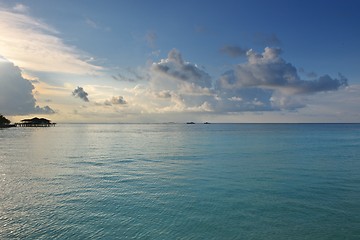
left=17, top=117, right=56, bottom=127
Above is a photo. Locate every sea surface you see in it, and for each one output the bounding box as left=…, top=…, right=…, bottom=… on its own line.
left=0, top=123, right=359, bottom=239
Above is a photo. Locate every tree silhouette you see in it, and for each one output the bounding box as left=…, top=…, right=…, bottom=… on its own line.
left=0, top=114, right=11, bottom=126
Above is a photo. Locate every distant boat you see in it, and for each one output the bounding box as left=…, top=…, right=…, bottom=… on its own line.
left=186, top=122, right=195, bottom=124
left=204, top=122, right=210, bottom=124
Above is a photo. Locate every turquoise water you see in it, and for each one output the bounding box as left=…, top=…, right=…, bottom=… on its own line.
left=0, top=124, right=359, bottom=239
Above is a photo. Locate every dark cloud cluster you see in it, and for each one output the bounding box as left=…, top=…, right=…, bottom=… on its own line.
left=218, top=47, right=347, bottom=94
left=151, top=49, right=212, bottom=89
left=72, top=86, right=89, bottom=102
left=0, top=58, right=55, bottom=115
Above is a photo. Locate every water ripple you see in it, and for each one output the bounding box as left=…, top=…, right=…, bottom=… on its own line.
left=0, top=124, right=359, bottom=239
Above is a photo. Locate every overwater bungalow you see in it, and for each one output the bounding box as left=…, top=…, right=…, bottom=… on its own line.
left=16, top=117, right=56, bottom=127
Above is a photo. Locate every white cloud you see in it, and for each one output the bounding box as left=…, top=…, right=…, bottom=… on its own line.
left=13, top=3, right=29, bottom=13
left=228, top=96, right=243, bottom=102
left=142, top=49, right=216, bottom=113
left=85, top=17, right=98, bottom=29
left=0, top=58, right=55, bottom=115
left=155, top=90, right=172, bottom=99
left=0, top=5, right=101, bottom=74
left=270, top=92, right=306, bottom=110
left=119, top=48, right=350, bottom=117
left=302, top=85, right=360, bottom=122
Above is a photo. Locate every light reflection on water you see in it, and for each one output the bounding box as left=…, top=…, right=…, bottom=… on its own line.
left=0, top=124, right=360, bottom=239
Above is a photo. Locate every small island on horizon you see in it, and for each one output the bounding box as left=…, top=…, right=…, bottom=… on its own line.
left=0, top=114, right=15, bottom=128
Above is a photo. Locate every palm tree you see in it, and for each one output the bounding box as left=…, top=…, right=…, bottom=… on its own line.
left=0, top=114, right=11, bottom=126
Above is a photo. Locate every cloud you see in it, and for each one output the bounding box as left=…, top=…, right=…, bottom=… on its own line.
left=143, top=49, right=217, bottom=113
left=213, top=47, right=348, bottom=112
left=126, top=67, right=149, bottom=81
left=54, top=47, right=350, bottom=121
left=217, top=47, right=347, bottom=94
left=304, top=85, right=360, bottom=122
left=269, top=92, right=306, bottom=110
left=151, top=49, right=212, bottom=89
left=220, top=45, right=248, bottom=58
left=213, top=87, right=275, bottom=112
left=112, top=67, right=149, bottom=82
left=112, top=73, right=136, bottom=82
left=104, top=96, right=127, bottom=106
left=141, top=47, right=348, bottom=115
left=0, top=58, right=55, bottom=115
left=155, top=90, right=172, bottom=99
left=13, top=4, right=29, bottom=13
left=85, top=17, right=98, bottom=29
left=34, top=105, right=55, bottom=114
left=72, top=86, right=89, bottom=102
left=0, top=5, right=101, bottom=74
left=84, top=17, right=111, bottom=32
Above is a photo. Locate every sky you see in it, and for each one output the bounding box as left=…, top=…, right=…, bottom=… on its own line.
left=0, top=0, right=359, bottom=123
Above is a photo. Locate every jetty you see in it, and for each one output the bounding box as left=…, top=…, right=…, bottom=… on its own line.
left=16, top=117, right=56, bottom=127
left=0, top=124, right=16, bottom=128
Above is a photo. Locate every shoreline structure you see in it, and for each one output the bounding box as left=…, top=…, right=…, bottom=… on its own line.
left=16, top=117, right=56, bottom=127
left=0, top=117, right=56, bottom=128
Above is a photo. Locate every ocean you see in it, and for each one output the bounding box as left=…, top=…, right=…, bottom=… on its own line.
left=0, top=123, right=359, bottom=239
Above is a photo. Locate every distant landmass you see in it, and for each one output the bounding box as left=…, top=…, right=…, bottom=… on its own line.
left=0, top=114, right=14, bottom=128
